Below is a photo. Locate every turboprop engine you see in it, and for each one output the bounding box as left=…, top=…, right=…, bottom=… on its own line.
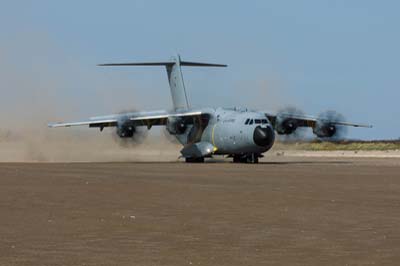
left=275, top=107, right=304, bottom=135
left=116, top=122, right=135, bottom=138
left=276, top=118, right=298, bottom=135
left=312, top=110, right=347, bottom=139
left=114, top=120, right=147, bottom=145
left=313, top=122, right=337, bottom=138
left=166, top=117, right=187, bottom=135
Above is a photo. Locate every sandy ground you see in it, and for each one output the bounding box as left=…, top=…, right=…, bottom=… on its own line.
left=274, top=149, right=400, bottom=158
left=0, top=131, right=182, bottom=162
left=1, top=132, right=399, bottom=163
left=0, top=157, right=400, bottom=266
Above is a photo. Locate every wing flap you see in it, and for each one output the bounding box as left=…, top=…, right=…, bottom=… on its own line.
left=129, top=111, right=203, bottom=128
left=130, top=111, right=202, bottom=121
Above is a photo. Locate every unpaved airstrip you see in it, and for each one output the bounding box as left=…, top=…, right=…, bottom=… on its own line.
left=1, top=157, right=400, bottom=265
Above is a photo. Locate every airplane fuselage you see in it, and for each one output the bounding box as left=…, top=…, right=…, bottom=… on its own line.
left=177, top=107, right=275, bottom=157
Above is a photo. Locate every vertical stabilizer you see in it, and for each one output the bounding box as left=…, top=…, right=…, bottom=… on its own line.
left=166, top=55, right=189, bottom=111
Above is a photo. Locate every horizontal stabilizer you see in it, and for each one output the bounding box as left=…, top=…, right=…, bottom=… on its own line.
left=97, top=54, right=226, bottom=111
left=180, top=61, right=227, bottom=67
left=98, top=61, right=227, bottom=67
left=98, top=62, right=174, bottom=66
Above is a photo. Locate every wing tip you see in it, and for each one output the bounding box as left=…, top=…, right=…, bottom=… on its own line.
left=354, top=124, right=373, bottom=128
left=47, top=123, right=66, bottom=128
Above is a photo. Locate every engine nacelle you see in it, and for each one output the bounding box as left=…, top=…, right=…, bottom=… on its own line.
left=116, top=123, right=135, bottom=138
left=276, top=118, right=298, bottom=135
left=313, top=123, right=336, bottom=138
left=166, top=117, right=187, bottom=135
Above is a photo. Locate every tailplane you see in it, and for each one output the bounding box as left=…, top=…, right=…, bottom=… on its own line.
left=99, top=54, right=227, bottom=111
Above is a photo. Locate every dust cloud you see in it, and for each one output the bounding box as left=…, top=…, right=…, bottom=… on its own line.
left=0, top=128, right=180, bottom=162
left=0, top=33, right=299, bottom=162
left=0, top=33, right=179, bottom=162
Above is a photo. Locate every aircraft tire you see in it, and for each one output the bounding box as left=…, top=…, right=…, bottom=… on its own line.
left=233, top=155, right=241, bottom=163
left=185, top=157, right=205, bottom=163
left=233, top=154, right=259, bottom=164
left=246, top=154, right=259, bottom=164
left=253, top=156, right=259, bottom=164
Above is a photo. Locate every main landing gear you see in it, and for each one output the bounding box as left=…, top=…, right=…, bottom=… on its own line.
left=184, top=154, right=261, bottom=164
left=185, top=157, right=205, bottom=163
left=233, top=154, right=259, bottom=164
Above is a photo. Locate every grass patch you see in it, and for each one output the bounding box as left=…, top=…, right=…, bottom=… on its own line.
left=276, top=140, right=400, bottom=151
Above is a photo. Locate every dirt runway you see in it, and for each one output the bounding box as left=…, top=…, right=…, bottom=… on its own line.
left=0, top=157, right=399, bottom=265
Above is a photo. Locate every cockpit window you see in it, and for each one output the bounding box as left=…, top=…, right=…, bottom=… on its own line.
left=246, top=118, right=267, bottom=125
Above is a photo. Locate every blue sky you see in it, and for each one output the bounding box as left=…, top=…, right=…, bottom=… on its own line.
left=0, top=0, right=399, bottom=139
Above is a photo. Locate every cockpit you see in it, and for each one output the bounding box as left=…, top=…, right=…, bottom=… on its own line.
left=244, top=118, right=268, bottom=125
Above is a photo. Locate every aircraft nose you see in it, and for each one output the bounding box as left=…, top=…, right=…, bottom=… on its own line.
left=253, top=126, right=275, bottom=147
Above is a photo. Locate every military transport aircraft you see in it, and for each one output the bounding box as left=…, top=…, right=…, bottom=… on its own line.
left=49, top=55, right=371, bottom=163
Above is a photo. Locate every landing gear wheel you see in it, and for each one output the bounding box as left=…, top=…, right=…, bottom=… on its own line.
left=252, top=155, right=259, bottom=164
left=233, top=155, right=241, bottom=163
left=185, top=157, right=205, bottom=163
left=233, top=154, right=259, bottom=164
left=246, top=154, right=259, bottom=164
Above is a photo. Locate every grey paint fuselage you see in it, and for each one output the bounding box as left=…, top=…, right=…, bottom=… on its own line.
left=180, top=107, right=275, bottom=155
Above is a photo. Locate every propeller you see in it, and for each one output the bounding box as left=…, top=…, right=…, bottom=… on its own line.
left=111, top=109, right=148, bottom=147
left=313, top=110, right=348, bottom=140
left=275, top=106, right=307, bottom=141
left=162, top=117, right=187, bottom=144
left=112, top=122, right=148, bottom=147
left=164, top=115, right=206, bottom=144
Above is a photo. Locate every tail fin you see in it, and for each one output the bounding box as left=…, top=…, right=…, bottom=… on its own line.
left=99, top=54, right=227, bottom=111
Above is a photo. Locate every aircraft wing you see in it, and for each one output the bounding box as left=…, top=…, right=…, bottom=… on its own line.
left=48, top=119, right=118, bottom=128
left=48, top=110, right=203, bottom=129
left=264, top=111, right=372, bottom=128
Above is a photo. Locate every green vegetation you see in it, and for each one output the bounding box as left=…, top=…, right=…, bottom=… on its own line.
left=276, top=140, right=400, bottom=151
